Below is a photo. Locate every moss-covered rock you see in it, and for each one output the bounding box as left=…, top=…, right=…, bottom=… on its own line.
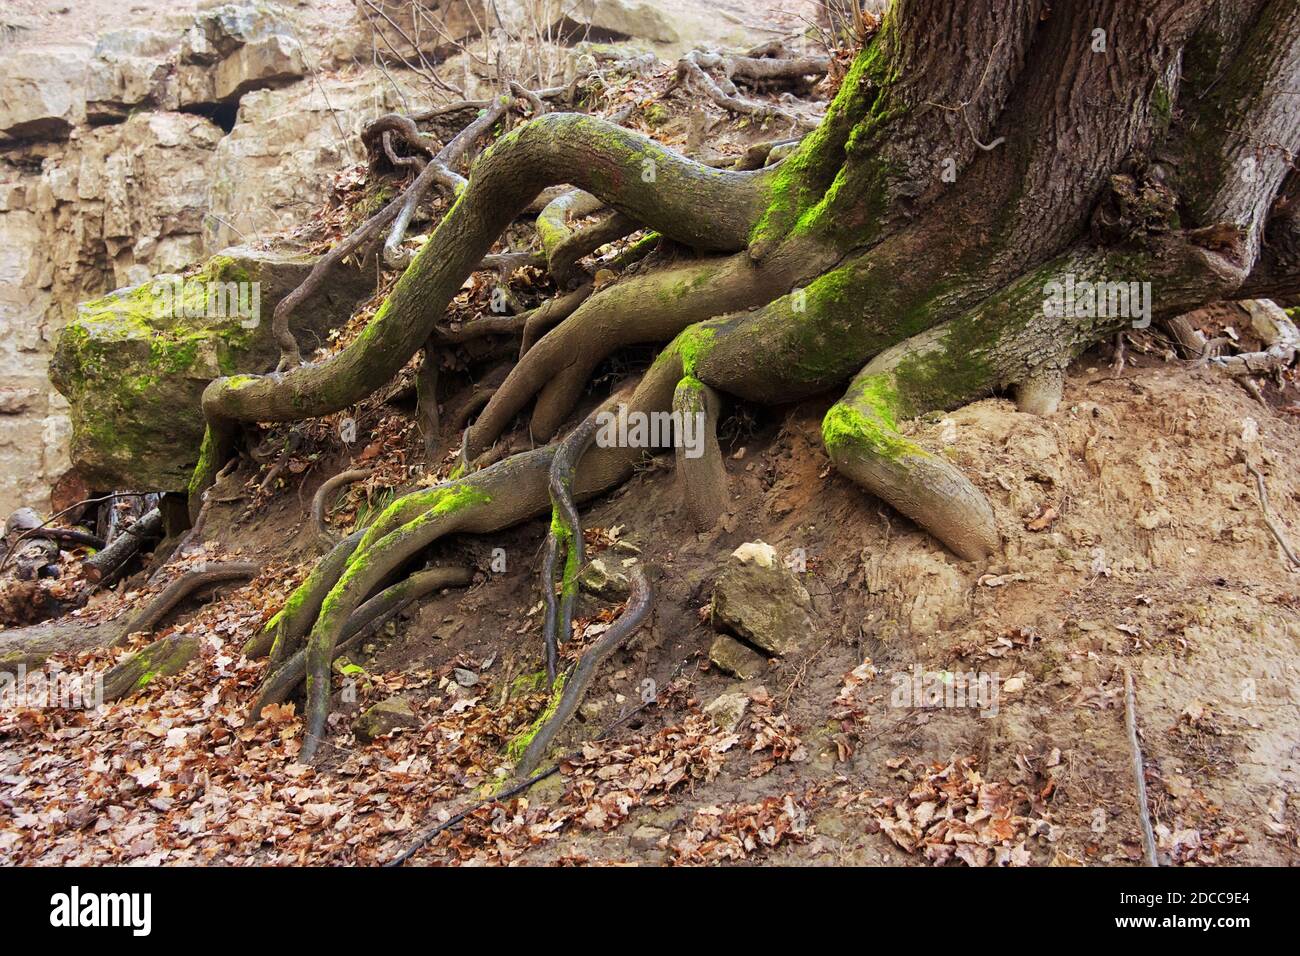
left=49, top=246, right=370, bottom=491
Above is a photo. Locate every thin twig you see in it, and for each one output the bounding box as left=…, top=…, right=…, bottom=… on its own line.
left=1245, top=459, right=1300, bottom=569
left=1123, top=667, right=1159, bottom=867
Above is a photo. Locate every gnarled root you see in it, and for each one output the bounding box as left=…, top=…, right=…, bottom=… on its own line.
left=249, top=565, right=472, bottom=719
left=465, top=251, right=799, bottom=457
left=311, top=469, right=374, bottom=548
left=673, top=375, right=728, bottom=531
left=102, top=632, right=201, bottom=702
left=822, top=364, right=999, bottom=562
left=515, top=564, right=652, bottom=778
left=541, top=410, right=601, bottom=686
left=291, top=358, right=681, bottom=762
left=242, top=530, right=365, bottom=662
left=193, top=111, right=772, bottom=511
left=116, top=561, right=258, bottom=646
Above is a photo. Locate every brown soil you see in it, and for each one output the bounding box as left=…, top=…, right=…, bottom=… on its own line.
left=6, top=346, right=1297, bottom=866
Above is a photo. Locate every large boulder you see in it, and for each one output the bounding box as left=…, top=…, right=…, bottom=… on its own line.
left=351, top=1, right=485, bottom=60
left=49, top=247, right=371, bottom=491
left=556, top=0, right=682, bottom=44
left=0, top=43, right=93, bottom=143
left=80, top=3, right=307, bottom=122
left=204, top=73, right=427, bottom=251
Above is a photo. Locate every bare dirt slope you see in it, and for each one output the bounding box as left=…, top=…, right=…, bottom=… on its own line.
left=3, top=353, right=1298, bottom=866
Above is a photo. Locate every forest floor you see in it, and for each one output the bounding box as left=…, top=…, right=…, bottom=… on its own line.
left=1, top=9, right=1299, bottom=866
left=4, top=351, right=1299, bottom=866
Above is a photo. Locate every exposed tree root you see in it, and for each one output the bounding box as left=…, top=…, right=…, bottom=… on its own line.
left=102, top=631, right=199, bottom=702
left=519, top=282, right=592, bottom=358
left=249, top=564, right=472, bottom=718
left=676, top=50, right=822, bottom=130
left=541, top=410, right=601, bottom=686
left=380, top=95, right=512, bottom=269
left=1245, top=458, right=1300, bottom=571
left=170, top=0, right=1300, bottom=782
left=115, top=561, right=258, bottom=646
left=1123, top=667, right=1160, bottom=868
left=536, top=188, right=639, bottom=286
left=242, top=530, right=365, bottom=661
left=822, top=350, right=999, bottom=562
left=414, top=343, right=440, bottom=458
left=1014, top=367, right=1065, bottom=416
left=463, top=250, right=810, bottom=456
left=311, top=469, right=374, bottom=547
left=515, top=564, right=652, bottom=778
left=673, top=376, right=729, bottom=531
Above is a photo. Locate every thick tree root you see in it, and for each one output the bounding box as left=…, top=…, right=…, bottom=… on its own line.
left=292, top=360, right=680, bottom=762
left=248, top=565, right=472, bottom=719
left=823, top=365, right=999, bottom=562
left=242, top=530, right=365, bottom=661
left=1014, top=367, right=1065, bottom=416
left=536, top=188, right=638, bottom=286
left=102, top=632, right=201, bottom=702
left=673, top=375, right=728, bottom=531
left=311, top=469, right=373, bottom=547
left=195, top=111, right=771, bottom=505
left=464, top=251, right=804, bottom=456
left=514, top=564, right=652, bottom=778
left=116, top=561, right=258, bottom=646
left=519, top=283, right=592, bottom=358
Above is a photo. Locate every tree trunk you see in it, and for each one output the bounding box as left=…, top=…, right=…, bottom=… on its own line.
left=182, top=0, right=1300, bottom=762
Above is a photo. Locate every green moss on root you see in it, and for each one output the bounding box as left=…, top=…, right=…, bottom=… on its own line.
left=822, top=375, right=925, bottom=463
left=506, top=672, right=568, bottom=762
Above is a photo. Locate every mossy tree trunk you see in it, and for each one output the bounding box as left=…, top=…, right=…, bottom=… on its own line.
left=183, top=0, right=1300, bottom=761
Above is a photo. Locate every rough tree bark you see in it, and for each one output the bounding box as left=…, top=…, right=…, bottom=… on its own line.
left=176, top=0, right=1299, bottom=763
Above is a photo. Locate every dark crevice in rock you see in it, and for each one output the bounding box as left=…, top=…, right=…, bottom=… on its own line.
left=182, top=99, right=239, bottom=134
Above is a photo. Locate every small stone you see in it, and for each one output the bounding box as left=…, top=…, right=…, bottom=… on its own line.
left=630, top=825, right=666, bottom=850
left=703, top=690, right=750, bottom=733
left=578, top=557, right=631, bottom=599
left=452, top=668, right=479, bottom=687
left=352, top=696, right=418, bottom=743
left=708, top=635, right=767, bottom=680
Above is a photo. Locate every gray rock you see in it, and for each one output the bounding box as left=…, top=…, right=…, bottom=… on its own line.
left=630, top=824, right=666, bottom=850
left=710, top=541, right=813, bottom=656
left=579, top=557, right=632, bottom=599
left=83, top=29, right=181, bottom=123
left=0, top=43, right=92, bottom=142
left=703, top=690, right=750, bottom=733
left=352, top=696, right=419, bottom=742
left=708, top=635, right=766, bottom=681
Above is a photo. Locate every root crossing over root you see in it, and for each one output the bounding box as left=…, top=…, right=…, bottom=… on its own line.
left=541, top=410, right=601, bottom=686
left=515, top=564, right=652, bottom=778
